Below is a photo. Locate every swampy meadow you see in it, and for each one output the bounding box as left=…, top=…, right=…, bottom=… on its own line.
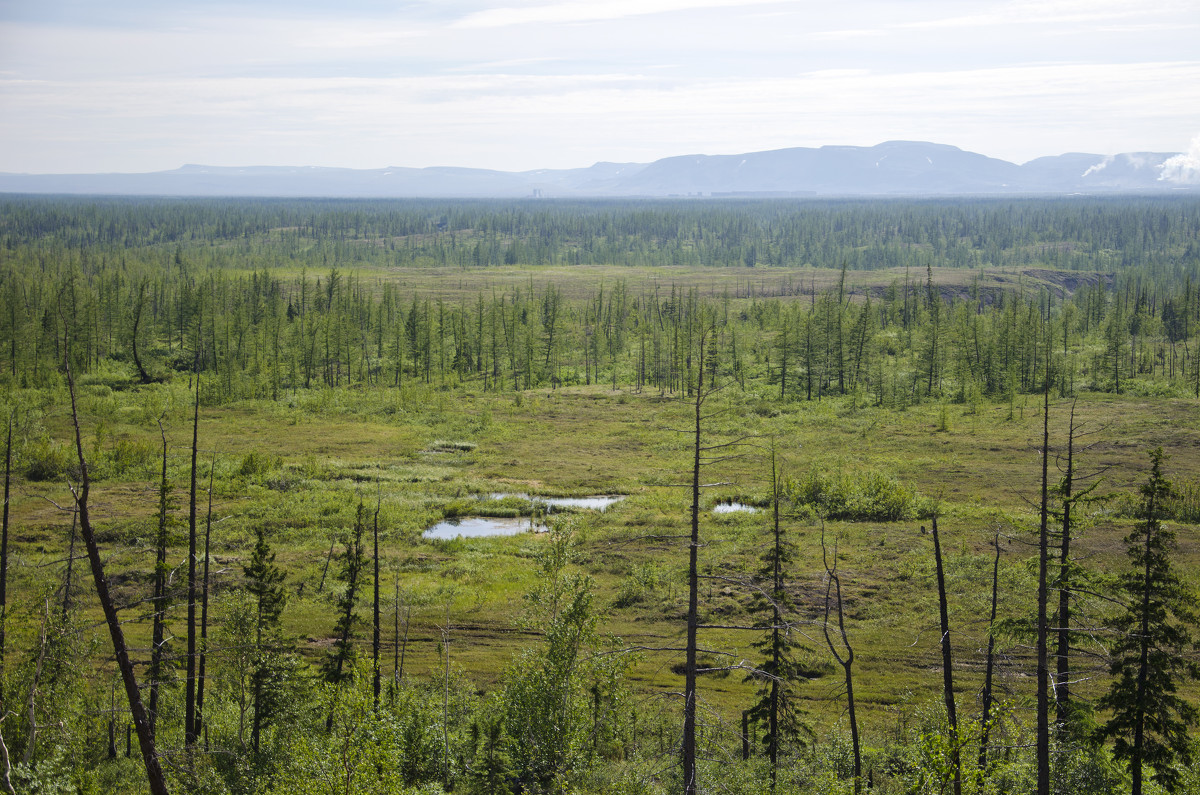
left=1, top=195, right=1199, bottom=794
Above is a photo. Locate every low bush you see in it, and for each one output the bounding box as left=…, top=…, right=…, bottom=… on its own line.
left=784, top=467, right=919, bottom=521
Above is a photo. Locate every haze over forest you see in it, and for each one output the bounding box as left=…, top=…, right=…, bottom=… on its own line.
left=3, top=139, right=1200, bottom=198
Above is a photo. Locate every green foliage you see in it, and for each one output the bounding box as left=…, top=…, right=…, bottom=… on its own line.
left=1114, top=475, right=1200, bottom=524
left=269, top=674, right=431, bottom=795
left=784, top=467, right=920, bottom=521
left=499, top=521, right=633, bottom=792
left=465, top=705, right=516, bottom=795
left=612, top=561, right=663, bottom=609
left=2, top=197, right=1200, bottom=795
left=237, top=451, right=283, bottom=481
left=22, top=436, right=74, bottom=482
left=1098, top=449, right=1200, bottom=793
left=322, top=502, right=367, bottom=685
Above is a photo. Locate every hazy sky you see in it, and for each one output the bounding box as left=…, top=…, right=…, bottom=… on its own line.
left=2, top=0, right=1198, bottom=173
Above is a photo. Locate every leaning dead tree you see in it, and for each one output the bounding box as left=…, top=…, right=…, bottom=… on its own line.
left=822, top=524, right=862, bottom=795
left=64, top=354, right=169, bottom=794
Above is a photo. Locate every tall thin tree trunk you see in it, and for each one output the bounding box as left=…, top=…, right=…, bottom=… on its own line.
left=62, top=512, right=77, bottom=620
left=931, top=515, right=962, bottom=795
left=1055, top=402, right=1078, bottom=727
left=682, top=332, right=705, bottom=795
left=185, top=371, right=200, bottom=747
left=149, top=422, right=169, bottom=736
left=979, top=534, right=1001, bottom=771
left=767, top=448, right=783, bottom=793
left=1036, top=353, right=1051, bottom=795
left=196, top=457, right=214, bottom=748
left=822, top=525, right=861, bottom=795
left=22, top=602, right=48, bottom=766
left=1131, top=509, right=1155, bottom=795
left=318, top=534, right=335, bottom=594
left=398, top=591, right=410, bottom=683
left=392, top=578, right=400, bottom=700
left=65, top=356, right=169, bottom=794
left=0, top=414, right=11, bottom=712
left=372, top=495, right=381, bottom=709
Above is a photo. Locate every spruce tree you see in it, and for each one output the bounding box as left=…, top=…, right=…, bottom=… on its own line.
left=745, top=450, right=809, bottom=792
left=324, top=500, right=367, bottom=727
left=243, top=525, right=287, bottom=753
left=1098, top=449, right=1199, bottom=795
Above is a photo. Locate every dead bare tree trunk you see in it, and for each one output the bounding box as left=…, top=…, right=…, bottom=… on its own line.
left=397, top=582, right=410, bottom=685
left=317, top=533, right=335, bottom=594
left=372, top=494, right=381, bottom=709
left=22, top=602, right=48, bottom=766
left=148, top=421, right=170, bottom=737
left=62, top=512, right=77, bottom=621
left=0, top=413, right=11, bottom=712
left=131, top=279, right=154, bottom=385
left=65, top=356, right=169, bottom=794
left=1036, top=352, right=1051, bottom=795
left=185, top=373, right=200, bottom=747
left=0, top=721, right=13, bottom=795
left=682, top=330, right=707, bottom=795
left=196, top=457, right=214, bottom=748
left=931, top=515, right=961, bottom=795
left=822, top=525, right=861, bottom=795
left=108, top=681, right=117, bottom=760
left=979, top=533, right=1001, bottom=771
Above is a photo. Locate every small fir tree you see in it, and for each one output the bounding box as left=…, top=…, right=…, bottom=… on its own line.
left=1098, top=449, right=1199, bottom=795
left=746, top=451, right=810, bottom=792
left=323, top=502, right=366, bottom=687
left=243, top=525, right=288, bottom=753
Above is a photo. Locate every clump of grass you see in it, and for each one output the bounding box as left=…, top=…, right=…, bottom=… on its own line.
left=427, top=439, right=478, bottom=453
left=237, top=450, right=282, bottom=480
left=612, top=561, right=664, bottom=608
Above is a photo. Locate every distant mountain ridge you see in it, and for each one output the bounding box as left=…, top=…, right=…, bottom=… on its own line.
left=2, top=141, right=1196, bottom=198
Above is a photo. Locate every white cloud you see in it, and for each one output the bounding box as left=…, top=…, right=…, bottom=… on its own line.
left=904, top=0, right=1170, bottom=30
left=453, top=0, right=785, bottom=28
left=4, top=60, right=1197, bottom=172
left=809, top=28, right=887, bottom=40
left=2, top=0, right=1198, bottom=172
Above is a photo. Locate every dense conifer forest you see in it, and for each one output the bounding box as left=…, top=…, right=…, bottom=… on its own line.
left=0, top=195, right=1198, bottom=794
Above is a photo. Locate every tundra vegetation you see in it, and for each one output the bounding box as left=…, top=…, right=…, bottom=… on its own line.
left=0, top=195, right=1198, bottom=794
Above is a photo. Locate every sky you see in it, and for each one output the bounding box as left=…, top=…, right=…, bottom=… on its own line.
left=1, top=0, right=1199, bottom=174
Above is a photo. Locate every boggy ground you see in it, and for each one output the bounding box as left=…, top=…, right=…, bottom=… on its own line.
left=6, top=376, right=1199, bottom=746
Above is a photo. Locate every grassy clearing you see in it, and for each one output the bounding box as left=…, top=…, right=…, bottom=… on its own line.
left=6, top=372, right=1198, bottom=748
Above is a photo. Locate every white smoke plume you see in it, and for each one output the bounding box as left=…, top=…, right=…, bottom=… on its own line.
left=1081, top=155, right=1112, bottom=178
left=1158, top=134, right=1200, bottom=184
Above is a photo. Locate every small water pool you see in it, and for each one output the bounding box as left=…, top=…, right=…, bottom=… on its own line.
left=423, top=516, right=543, bottom=540
left=487, top=493, right=626, bottom=511
left=713, top=502, right=758, bottom=514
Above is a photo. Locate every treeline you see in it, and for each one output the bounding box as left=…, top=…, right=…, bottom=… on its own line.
left=2, top=245, right=1198, bottom=406
left=3, top=196, right=1199, bottom=272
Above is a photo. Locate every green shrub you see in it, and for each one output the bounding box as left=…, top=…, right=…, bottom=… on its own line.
left=237, top=451, right=282, bottom=480
left=785, top=467, right=917, bottom=521
left=23, top=438, right=75, bottom=482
